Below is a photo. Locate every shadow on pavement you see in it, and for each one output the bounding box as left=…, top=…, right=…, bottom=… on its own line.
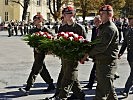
left=0, top=83, right=55, bottom=99
left=0, top=82, right=131, bottom=100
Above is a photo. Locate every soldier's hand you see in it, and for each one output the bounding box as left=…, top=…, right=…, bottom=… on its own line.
left=80, top=53, right=88, bottom=64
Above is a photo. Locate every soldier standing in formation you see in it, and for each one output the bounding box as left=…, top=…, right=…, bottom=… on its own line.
left=7, top=21, right=13, bottom=37
left=118, top=15, right=133, bottom=98
left=19, top=14, right=55, bottom=95
left=19, top=21, right=24, bottom=36
left=14, top=20, right=18, bottom=36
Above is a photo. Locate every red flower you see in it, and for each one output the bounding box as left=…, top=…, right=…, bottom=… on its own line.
left=67, top=32, right=74, bottom=37
left=74, top=37, right=79, bottom=41
left=47, top=34, right=52, bottom=39
left=43, top=32, right=48, bottom=36
left=83, top=39, right=89, bottom=43
left=78, top=36, right=84, bottom=39
left=73, top=33, right=79, bottom=38
left=59, top=32, right=65, bottom=36
left=35, top=32, right=41, bottom=36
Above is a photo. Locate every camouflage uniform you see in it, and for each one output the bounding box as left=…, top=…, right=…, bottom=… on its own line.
left=89, top=21, right=119, bottom=100
left=55, top=23, right=86, bottom=99
left=26, top=26, right=55, bottom=90
left=19, top=25, right=55, bottom=94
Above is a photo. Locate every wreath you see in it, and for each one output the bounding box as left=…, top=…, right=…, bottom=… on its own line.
left=23, top=32, right=100, bottom=61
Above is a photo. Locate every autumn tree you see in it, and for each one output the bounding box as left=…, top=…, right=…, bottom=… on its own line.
left=74, top=0, right=103, bottom=24
left=122, top=0, right=133, bottom=17
left=103, top=0, right=125, bottom=17
left=74, top=0, right=125, bottom=23
left=22, top=0, right=30, bottom=21
left=48, top=0, right=69, bottom=21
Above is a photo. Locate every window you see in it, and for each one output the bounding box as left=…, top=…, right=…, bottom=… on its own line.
left=26, top=12, right=30, bottom=21
left=5, top=0, right=8, bottom=5
left=37, top=0, right=41, bottom=6
left=5, top=12, right=8, bottom=21
left=47, top=13, right=50, bottom=21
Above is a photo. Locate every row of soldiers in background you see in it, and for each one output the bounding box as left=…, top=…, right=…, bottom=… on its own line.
left=7, top=20, right=33, bottom=37
left=114, top=17, right=129, bottom=44
left=6, top=16, right=130, bottom=39
left=6, top=20, right=54, bottom=37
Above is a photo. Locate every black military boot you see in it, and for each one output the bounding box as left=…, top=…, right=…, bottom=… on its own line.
left=67, top=92, right=85, bottom=100
left=43, top=83, right=55, bottom=92
left=67, top=94, right=78, bottom=100
left=19, top=85, right=31, bottom=95
left=83, top=83, right=93, bottom=90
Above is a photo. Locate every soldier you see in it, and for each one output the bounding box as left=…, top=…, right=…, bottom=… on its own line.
left=47, top=6, right=86, bottom=100
left=81, top=5, right=119, bottom=100
left=83, top=15, right=119, bottom=90
left=14, top=20, right=18, bottom=36
left=115, top=18, right=122, bottom=44
left=122, top=17, right=129, bottom=40
left=7, top=21, right=13, bottom=37
left=24, top=20, right=28, bottom=35
left=83, top=15, right=102, bottom=89
left=118, top=15, right=133, bottom=98
left=19, top=14, right=55, bottom=95
left=19, top=21, right=24, bottom=36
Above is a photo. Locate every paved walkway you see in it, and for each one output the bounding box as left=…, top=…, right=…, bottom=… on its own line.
left=0, top=30, right=133, bottom=100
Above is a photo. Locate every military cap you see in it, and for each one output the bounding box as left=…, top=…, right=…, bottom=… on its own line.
left=33, top=14, right=43, bottom=20
left=99, top=5, right=113, bottom=12
left=62, top=6, right=75, bottom=14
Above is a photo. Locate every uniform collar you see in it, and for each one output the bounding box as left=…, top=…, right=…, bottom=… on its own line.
left=100, top=21, right=111, bottom=28
left=67, top=22, right=76, bottom=27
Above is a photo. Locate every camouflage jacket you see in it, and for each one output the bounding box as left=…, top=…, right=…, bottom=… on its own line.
left=89, top=21, right=119, bottom=61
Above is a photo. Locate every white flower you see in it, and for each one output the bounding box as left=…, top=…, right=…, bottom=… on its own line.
left=69, top=37, right=74, bottom=41
left=53, top=36, right=58, bottom=40
left=63, top=33, right=69, bottom=38
left=68, top=32, right=74, bottom=37
left=47, top=34, right=52, bottom=39
left=59, top=36, right=63, bottom=40
left=79, top=38, right=84, bottom=43
left=60, top=32, right=65, bottom=36
left=73, top=34, right=79, bottom=38
left=40, top=32, right=44, bottom=35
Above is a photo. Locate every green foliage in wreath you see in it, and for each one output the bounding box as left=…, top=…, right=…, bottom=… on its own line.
left=23, top=32, right=100, bottom=61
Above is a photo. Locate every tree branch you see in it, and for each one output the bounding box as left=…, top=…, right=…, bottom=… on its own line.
left=10, top=0, right=24, bottom=8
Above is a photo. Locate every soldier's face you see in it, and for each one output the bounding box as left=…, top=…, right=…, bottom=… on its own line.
left=129, top=19, right=133, bottom=26
left=94, top=18, right=101, bottom=27
left=62, top=15, right=67, bottom=24
left=33, top=18, right=42, bottom=25
left=64, top=13, right=74, bottom=21
left=100, top=11, right=108, bottom=22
